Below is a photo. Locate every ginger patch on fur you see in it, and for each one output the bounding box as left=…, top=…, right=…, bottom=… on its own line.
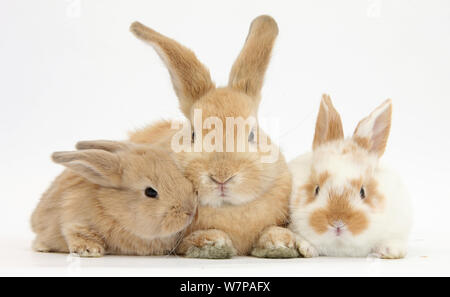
left=309, top=188, right=369, bottom=235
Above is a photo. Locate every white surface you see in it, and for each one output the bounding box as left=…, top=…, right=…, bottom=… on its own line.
left=0, top=236, right=448, bottom=277
left=1, top=0, right=450, bottom=276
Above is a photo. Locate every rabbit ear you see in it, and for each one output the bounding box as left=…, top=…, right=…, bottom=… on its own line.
left=76, top=140, right=129, bottom=152
left=228, top=15, right=279, bottom=102
left=313, top=94, right=344, bottom=149
left=353, top=99, right=392, bottom=157
left=52, top=150, right=122, bottom=187
left=130, top=21, right=215, bottom=117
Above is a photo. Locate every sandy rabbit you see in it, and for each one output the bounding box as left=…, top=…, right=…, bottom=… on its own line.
left=31, top=140, right=197, bottom=257
left=128, top=16, right=295, bottom=258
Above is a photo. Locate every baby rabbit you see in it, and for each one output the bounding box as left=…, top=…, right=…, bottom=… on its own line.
left=289, top=95, right=412, bottom=259
left=129, top=16, right=294, bottom=258
left=31, top=140, right=197, bottom=257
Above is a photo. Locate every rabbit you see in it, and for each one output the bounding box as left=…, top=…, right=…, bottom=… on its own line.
left=128, top=16, right=297, bottom=258
left=286, top=95, right=412, bottom=259
left=31, top=140, right=198, bottom=257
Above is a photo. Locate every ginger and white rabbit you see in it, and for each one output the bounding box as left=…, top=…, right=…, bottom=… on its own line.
left=288, top=95, right=412, bottom=258
left=31, top=140, right=197, bottom=257
left=128, top=16, right=295, bottom=258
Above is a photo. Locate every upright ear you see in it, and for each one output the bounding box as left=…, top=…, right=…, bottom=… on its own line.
left=353, top=99, right=392, bottom=157
left=313, top=94, right=344, bottom=149
left=228, top=15, right=279, bottom=102
left=130, top=22, right=215, bottom=117
left=52, top=150, right=122, bottom=187
left=76, top=140, right=129, bottom=152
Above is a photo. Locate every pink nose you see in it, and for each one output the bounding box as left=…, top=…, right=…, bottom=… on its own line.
left=331, top=220, right=345, bottom=236
left=210, top=175, right=234, bottom=197
left=331, top=220, right=345, bottom=228
left=209, top=175, right=233, bottom=185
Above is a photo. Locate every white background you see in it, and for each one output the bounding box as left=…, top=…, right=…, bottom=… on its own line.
left=0, top=0, right=449, bottom=276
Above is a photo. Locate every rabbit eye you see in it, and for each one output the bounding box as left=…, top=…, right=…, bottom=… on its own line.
left=248, top=131, right=255, bottom=143
left=145, top=187, right=158, bottom=199
left=314, top=185, right=320, bottom=196
left=360, top=187, right=366, bottom=199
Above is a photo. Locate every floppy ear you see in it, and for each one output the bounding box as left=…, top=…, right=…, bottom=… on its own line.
left=52, top=150, right=122, bottom=187
left=130, top=21, right=215, bottom=117
left=228, top=15, right=279, bottom=103
left=76, top=140, right=129, bottom=152
left=353, top=99, right=392, bottom=157
left=313, top=94, right=344, bottom=149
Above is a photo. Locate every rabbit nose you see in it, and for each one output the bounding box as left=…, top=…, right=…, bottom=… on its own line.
left=209, top=175, right=234, bottom=185
left=331, top=220, right=345, bottom=228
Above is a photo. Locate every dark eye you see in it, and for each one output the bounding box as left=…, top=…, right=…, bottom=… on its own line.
left=248, top=131, right=255, bottom=143
left=360, top=187, right=366, bottom=199
left=145, top=187, right=158, bottom=199
left=314, top=185, right=320, bottom=196
left=191, top=131, right=195, bottom=143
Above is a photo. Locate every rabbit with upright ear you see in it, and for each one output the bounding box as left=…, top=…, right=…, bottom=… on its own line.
left=287, top=95, right=412, bottom=258
left=129, top=16, right=296, bottom=258
left=31, top=141, right=197, bottom=257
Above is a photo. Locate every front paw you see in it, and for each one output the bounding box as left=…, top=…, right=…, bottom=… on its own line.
left=69, top=241, right=105, bottom=258
left=296, top=239, right=319, bottom=258
left=178, top=229, right=237, bottom=259
left=32, top=239, right=51, bottom=253
left=251, top=226, right=299, bottom=258
left=373, top=243, right=407, bottom=259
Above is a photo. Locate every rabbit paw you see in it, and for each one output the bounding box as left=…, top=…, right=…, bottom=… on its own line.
left=251, top=226, right=299, bottom=258
left=296, top=239, right=319, bottom=258
left=32, top=239, right=52, bottom=253
left=63, top=226, right=105, bottom=257
left=178, top=229, right=237, bottom=259
left=69, top=241, right=105, bottom=257
left=373, top=242, right=407, bottom=259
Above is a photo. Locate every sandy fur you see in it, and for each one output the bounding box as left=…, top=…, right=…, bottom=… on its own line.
left=129, top=16, right=292, bottom=257
left=31, top=141, right=197, bottom=257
